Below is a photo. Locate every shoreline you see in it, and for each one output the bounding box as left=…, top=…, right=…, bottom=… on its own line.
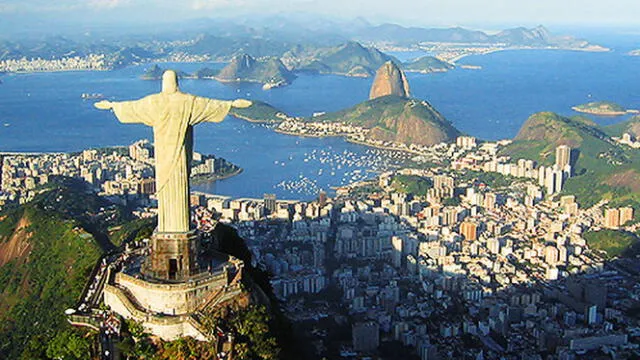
left=230, top=114, right=282, bottom=124
left=447, top=45, right=611, bottom=64
left=3, top=68, right=112, bottom=74
left=571, top=106, right=638, bottom=117
left=344, top=137, right=423, bottom=156
left=274, top=128, right=349, bottom=138
left=274, top=127, right=424, bottom=156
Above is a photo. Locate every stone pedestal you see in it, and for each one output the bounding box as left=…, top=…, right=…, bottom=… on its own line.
left=143, top=230, right=201, bottom=281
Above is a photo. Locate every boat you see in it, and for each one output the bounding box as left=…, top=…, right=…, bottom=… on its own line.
left=81, top=93, right=105, bottom=100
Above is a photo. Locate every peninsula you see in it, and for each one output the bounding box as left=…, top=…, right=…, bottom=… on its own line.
left=276, top=61, right=461, bottom=148
left=228, top=100, right=289, bottom=123
left=572, top=101, right=637, bottom=116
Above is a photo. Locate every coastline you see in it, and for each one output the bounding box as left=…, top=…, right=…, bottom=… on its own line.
left=571, top=106, right=638, bottom=117
left=274, top=126, right=423, bottom=156
left=274, top=128, right=349, bottom=138
left=4, top=68, right=111, bottom=74
left=448, top=45, right=611, bottom=64
left=213, top=76, right=290, bottom=89
left=230, top=114, right=282, bottom=124
left=345, top=137, right=422, bottom=156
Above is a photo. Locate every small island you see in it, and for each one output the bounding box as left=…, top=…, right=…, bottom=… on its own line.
left=403, top=56, right=454, bottom=73
left=572, top=101, right=638, bottom=116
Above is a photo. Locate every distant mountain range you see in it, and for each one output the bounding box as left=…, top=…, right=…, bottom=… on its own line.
left=281, top=41, right=395, bottom=77
left=134, top=42, right=451, bottom=87
left=0, top=20, right=605, bottom=70
left=353, top=24, right=601, bottom=49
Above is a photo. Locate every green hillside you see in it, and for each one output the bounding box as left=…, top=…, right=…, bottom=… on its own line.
left=0, top=177, right=137, bottom=358
left=0, top=207, right=102, bottom=358
left=503, top=112, right=640, bottom=207
left=391, top=175, right=433, bottom=196
left=505, top=112, right=613, bottom=166
left=584, top=230, right=640, bottom=259
left=605, top=115, right=640, bottom=139
left=229, top=100, right=287, bottom=123
left=314, top=95, right=460, bottom=146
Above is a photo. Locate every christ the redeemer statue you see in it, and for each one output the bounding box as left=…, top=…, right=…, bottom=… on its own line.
left=95, top=70, right=251, bottom=233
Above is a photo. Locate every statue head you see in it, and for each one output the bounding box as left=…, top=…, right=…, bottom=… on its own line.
left=162, top=70, right=180, bottom=94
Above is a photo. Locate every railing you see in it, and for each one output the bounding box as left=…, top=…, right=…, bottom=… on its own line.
left=68, top=314, right=102, bottom=331
left=119, top=268, right=228, bottom=289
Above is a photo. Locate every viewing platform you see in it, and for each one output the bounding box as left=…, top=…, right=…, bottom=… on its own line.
left=103, top=248, right=245, bottom=341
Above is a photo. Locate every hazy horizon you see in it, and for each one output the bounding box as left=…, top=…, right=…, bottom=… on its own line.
left=1, top=0, right=639, bottom=38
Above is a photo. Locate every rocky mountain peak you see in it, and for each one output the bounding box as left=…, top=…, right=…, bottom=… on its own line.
left=369, top=61, right=410, bottom=100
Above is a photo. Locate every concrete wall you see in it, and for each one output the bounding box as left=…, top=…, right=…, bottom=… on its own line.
left=104, top=285, right=207, bottom=341
left=115, top=272, right=227, bottom=315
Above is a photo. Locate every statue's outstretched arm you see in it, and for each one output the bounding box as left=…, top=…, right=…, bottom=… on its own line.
left=95, top=97, right=155, bottom=126
left=190, top=97, right=235, bottom=125
left=94, top=100, right=113, bottom=110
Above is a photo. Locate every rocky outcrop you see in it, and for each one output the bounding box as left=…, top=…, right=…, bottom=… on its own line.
left=369, top=61, right=410, bottom=100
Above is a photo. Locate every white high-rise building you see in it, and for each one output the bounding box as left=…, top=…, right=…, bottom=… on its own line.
left=545, top=167, right=556, bottom=194
left=538, top=165, right=546, bottom=186
left=391, top=236, right=403, bottom=268
left=556, top=145, right=571, bottom=169
left=554, top=169, right=564, bottom=193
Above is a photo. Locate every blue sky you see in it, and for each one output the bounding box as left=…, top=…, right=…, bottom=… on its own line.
left=0, top=0, right=638, bottom=28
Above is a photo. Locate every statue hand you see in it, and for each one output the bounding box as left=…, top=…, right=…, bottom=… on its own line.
left=232, top=99, right=252, bottom=108
left=94, top=100, right=113, bottom=110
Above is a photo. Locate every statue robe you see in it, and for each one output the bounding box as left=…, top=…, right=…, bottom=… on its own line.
left=111, top=92, right=232, bottom=233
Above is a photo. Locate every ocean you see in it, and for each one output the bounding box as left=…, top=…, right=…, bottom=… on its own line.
left=0, top=37, right=638, bottom=200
